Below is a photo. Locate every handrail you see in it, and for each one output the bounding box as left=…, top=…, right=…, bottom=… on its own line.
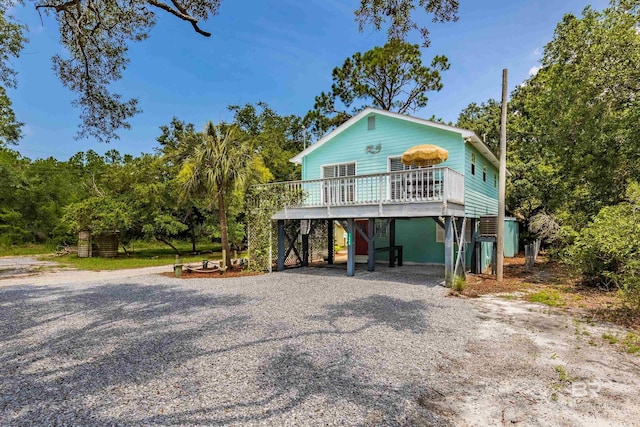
left=251, top=166, right=465, bottom=208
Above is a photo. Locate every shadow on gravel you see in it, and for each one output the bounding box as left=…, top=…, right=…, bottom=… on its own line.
left=136, top=295, right=436, bottom=426
left=0, top=283, right=251, bottom=425
left=139, top=344, right=451, bottom=426
left=282, top=266, right=444, bottom=287
left=200, top=295, right=430, bottom=359
left=1, top=283, right=440, bottom=426
left=311, top=294, right=429, bottom=333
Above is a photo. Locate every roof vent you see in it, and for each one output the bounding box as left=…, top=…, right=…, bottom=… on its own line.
left=367, top=116, right=375, bottom=130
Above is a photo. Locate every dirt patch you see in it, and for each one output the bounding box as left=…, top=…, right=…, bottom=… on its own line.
left=457, top=254, right=639, bottom=331
left=160, top=269, right=263, bottom=279
left=0, top=257, right=64, bottom=280
left=437, top=296, right=640, bottom=426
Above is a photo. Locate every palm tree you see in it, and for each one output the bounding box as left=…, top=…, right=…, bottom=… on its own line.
left=182, top=121, right=256, bottom=267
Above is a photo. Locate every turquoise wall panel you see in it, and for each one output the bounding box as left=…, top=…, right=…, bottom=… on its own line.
left=373, top=218, right=476, bottom=265
left=504, top=218, right=519, bottom=257
left=304, top=113, right=466, bottom=180
left=482, top=242, right=493, bottom=272
left=464, top=143, right=499, bottom=218
left=374, top=218, right=444, bottom=264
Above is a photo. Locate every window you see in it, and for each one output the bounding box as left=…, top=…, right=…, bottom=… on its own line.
left=483, top=165, right=487, bottom=182
left=375, top=219, right=388, bottom=239
left=323, top=163, right=355, bottom=178
left=436, top=220, right=472, bottom=243
left=368, top=116, right=375, bottom=130
left=322, top=163, right=356, bottom=204
left=389, top=157, right=424, bottom=172
left=471, top=153, right=476, bottom=175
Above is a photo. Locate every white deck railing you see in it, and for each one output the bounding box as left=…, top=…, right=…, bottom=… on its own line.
left=252, top=167, right=464, bottom=209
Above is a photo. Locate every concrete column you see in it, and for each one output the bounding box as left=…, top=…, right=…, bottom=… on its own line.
left=444, top=216, right=454, bottom=286
left=470, top=218, right=480, bottom=274
left=277, top=220, right=285, bottom=271
left=347, top=218, right=355, bottom=277
left=389, top=219, right=396, bottom=268
left=301, top=234, right=309, bottom=267
left=327, top=219, right=334, bottom=265
left=367, top=218, right=375, bottom=272
left=491, top=243, right=497, bottom=275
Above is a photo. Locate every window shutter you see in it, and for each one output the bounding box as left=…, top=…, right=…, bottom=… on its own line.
left=368, top=116, right=375, bottom=130
left=436, top=223, right=444, bottom=243
left=323, top=165, right=335, bottom=178
left=389, top=157, right=403, bottom=172
left=346, top=163, right=355, bottom=176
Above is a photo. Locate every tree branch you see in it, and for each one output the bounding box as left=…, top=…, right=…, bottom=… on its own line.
left=147, top=0, right=211, bottom=37
left=35, top=0, right=80, bottom=13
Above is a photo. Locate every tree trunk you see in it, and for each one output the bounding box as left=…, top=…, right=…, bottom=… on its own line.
left=156, top=235, right=181, bottom=255
left=218, top=191, right=232, bottom=267
left=191, top=227, right=197, bottom=254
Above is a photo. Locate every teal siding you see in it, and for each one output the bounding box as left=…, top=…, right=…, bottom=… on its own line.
left=304, top=113, right=466, bottom=179
left=373, top=218, right=476, bottom=265
left=464, top=143, right=498, bottom=218
left=374, top=218, right=444, bottom=264
left=504, top=218, right=519, bottom=257
left=479, top=219, right=520, bottom=272
left=297, top=112, right=503, bottom=266
left=482, top=242, right=493, bottom=272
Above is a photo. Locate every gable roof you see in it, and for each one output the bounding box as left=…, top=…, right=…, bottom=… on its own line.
left=291, top=107, right=502, bottom=171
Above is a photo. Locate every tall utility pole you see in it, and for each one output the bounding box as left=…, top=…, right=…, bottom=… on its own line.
left=497, top=69, right=508, bottom=282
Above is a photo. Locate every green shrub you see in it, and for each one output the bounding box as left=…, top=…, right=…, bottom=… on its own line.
left=568, top=182, right=640, bottom=308
left=452, top=275, right=466, bottom=292
left=527, top=289, right=565, bottom=306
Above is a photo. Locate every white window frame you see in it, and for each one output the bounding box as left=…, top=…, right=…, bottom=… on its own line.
left=320, top=161, right=357, bottom=205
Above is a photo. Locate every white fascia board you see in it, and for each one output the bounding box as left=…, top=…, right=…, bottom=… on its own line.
left=464, top=136, right=511, bottom=176
left=289, top=110, right=374, bottom=164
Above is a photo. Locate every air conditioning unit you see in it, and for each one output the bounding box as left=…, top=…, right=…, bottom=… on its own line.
left=479, top=215, right=498, bottom=236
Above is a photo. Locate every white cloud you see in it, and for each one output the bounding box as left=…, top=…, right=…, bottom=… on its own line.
left=533, top=47, right=542, bottom=57
left=529, top=66, right=541, bottom=76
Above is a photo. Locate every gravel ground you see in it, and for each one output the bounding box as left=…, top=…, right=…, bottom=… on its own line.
left=0, top=257, right=60, bottom=279
left=0, top=265, right=469, bottom=426
left=1, top=263, right=639, bottom=426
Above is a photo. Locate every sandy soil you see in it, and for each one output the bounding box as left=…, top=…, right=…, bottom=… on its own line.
left=0, top=256, right=173, bottom=284
left=0, top=256, right=63, bottom=279
left=435, top=296, right=640, bottom=426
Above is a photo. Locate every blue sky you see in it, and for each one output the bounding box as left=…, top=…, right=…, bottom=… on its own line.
left=8, top=0, right=608, bottom=160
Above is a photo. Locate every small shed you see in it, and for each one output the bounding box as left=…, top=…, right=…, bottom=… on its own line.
left=503, top=217, right=519, bottom=258
left=77, top=230, right=92, bottom=258
left=93, top=231, right=120, bottom=258
left=479, top=215, right=520, bottom=268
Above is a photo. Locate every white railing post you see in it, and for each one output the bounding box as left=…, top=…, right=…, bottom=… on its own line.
left=444, top=168, right=449, bottom=201
left=249, top=167, right=466, bottom=212
left=379, top=174, right=383, bottom=214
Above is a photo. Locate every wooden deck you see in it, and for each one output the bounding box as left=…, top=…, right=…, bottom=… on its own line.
left=253, top=167, right=465, bottom=220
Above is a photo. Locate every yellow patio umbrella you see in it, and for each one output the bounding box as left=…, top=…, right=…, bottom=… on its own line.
left=401, top=144, right=448, bottom=167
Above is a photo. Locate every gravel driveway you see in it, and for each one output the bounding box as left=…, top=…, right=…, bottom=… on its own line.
left=0, top=266, right=469, bottom=426
left=1, top=264, right=639, bottom=426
